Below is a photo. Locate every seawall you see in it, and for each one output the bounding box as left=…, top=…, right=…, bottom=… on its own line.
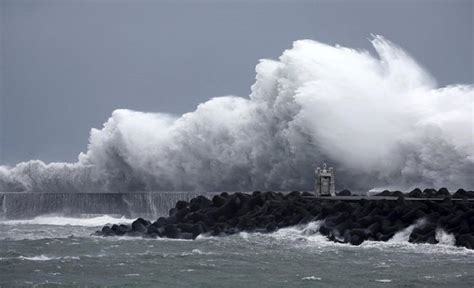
left=0, top=191, right=201, bottom=219
left=1, top=189, right=473, bottom=220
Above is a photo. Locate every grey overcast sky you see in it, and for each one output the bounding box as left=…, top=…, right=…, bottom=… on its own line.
left=0, top=0, right=472, bottom=165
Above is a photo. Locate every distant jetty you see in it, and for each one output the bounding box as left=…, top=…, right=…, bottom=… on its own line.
left=95, top=189, right=474, bottom=250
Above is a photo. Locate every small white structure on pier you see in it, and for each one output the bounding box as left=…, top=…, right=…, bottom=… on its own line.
left=315, top=163, right=336, bottom=196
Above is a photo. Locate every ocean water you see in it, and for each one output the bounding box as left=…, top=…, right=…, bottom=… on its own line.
left=1, top=216, right=473, bottom=287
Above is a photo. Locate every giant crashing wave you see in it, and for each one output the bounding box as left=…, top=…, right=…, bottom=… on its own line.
left=0, top=36, right=473, bottom=193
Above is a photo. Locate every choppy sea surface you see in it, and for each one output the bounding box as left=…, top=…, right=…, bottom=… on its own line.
left=0, top=216, right=473, bottom=287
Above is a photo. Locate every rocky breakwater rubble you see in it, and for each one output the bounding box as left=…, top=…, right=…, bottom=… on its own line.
left=95, top=189, right=474, bottom=249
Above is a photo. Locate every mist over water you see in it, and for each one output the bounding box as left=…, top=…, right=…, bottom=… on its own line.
left=0, top=36, right=473, bottom=193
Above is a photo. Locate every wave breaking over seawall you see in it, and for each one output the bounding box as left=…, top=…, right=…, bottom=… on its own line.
left=0, top=35, right=473, bottom=192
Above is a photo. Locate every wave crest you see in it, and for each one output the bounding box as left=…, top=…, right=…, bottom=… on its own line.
left=1, top=36, right=472, bottom=192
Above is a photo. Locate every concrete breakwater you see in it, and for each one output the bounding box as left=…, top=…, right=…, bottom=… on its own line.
left=96, top=190, right=474, bottom=249
left=0, top=191, right=201, bottom=219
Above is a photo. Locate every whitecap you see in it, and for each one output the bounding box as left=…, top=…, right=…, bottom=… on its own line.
left=19, top=255, right=57, bottom=261
left=423, top=275, right=435, bottom=279
left=302, top=276, right=322, bottom=281
left=375, top=279, right=392, bottom=283
left=17, top=255, right=81, bottom=261
left=1, top=36, right=472, bottom=194
left=180, top=249, right=215, bottom=256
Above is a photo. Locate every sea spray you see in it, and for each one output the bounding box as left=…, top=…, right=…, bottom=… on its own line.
left=435, top=228, right=456, bottom=246
left=0, top=36, right=472, bottom=193
left=389, top=219, right=426, bottom=243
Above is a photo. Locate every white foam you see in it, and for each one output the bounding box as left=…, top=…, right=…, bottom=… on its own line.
left=243, top=221, right=473, bottom=255
left=22, top=255, right=55, bottom=261
left=388, top=219, right=426, bottom=243
left=435, top=228, right=456, bottom=246
left=190, top=249, right=210, bottom=255
left=180, top=249, right=215, bottom=256
left=1, top=36, right=472, bottom=193
left=375, top=279, right=392, bottom=283
left=301, top=276, right=322, bottom=281
left=0, top=215, right=132, bottom=227
left=17, top=255, right=80, bottom=261
left=423, top=275, right=435, bottom=279
left=245, top=221, right=347, bottom=250
left=359, top=239, right=474, bottom=255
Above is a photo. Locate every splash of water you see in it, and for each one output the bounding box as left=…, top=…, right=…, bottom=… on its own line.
left=389, top=218, right=426, bottom=243
left=1, top=36, right=472, bottom=192
left=435, top=228, right=456, bottom=246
